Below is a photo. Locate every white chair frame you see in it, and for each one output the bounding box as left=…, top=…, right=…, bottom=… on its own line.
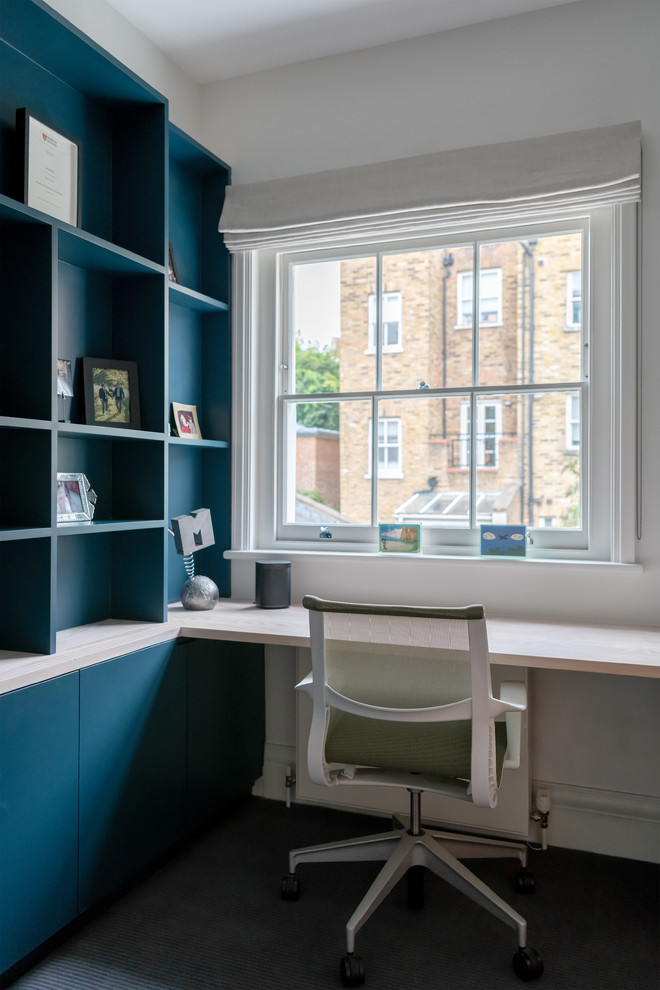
left=282, top=597, right=543, bottom=986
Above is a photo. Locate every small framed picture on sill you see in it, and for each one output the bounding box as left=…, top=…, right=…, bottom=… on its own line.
left=379, top=523, right=420, bottom=554
left=480, top=524, right=527, bottom=556
left=172, top=402, right=201, bottom=438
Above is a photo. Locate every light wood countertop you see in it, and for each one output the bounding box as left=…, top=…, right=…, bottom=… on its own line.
left=0, top=600, right=658, bottom=695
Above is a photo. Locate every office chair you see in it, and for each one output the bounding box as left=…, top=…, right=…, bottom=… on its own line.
left=281, top=596, right=543, bottom=986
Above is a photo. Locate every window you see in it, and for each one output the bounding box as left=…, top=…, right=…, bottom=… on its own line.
left=368, top=291, right=402, bottom=351
left=236, top=203, right=636, bottom=562
left=566, top=270, right=582, bottom=329
left=224, top=124, right=639, bottom=564
left=566, top=393, right=580, bottom=450
left=457, top=268, right=503, bottom=326
left=459, top=401, right=503, bottom=468
left=367, top=417, right=402, bottom=477
left=276, top=225, right=593, bottom=548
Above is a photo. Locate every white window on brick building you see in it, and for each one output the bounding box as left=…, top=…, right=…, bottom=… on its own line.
left=368, top=291, right=402, bottom=351
left=566, top=393, right=580, bottom=450
left=459, top=400, right=503, bottom=468
left=367, top=416, right=402, bottom=477
left=566, top=270, right=582, bottom=329
left=456, top=268, right=503, bottom=326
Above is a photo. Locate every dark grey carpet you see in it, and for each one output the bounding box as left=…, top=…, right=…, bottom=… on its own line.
left=7, top=798, right=659, bottom=989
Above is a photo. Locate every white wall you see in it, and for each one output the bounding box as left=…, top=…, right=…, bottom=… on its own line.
left=200, top=0, right=660, bottom=859
left=199, top=0, right=659, bottom=185
left=42, top=0, right=201, bottom=138
left=203, top=0, right=660, bottom=631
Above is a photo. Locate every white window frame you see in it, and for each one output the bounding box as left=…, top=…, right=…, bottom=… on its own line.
left=231, top=204, right=637, bottom=564
left=367, top=291, right=402, bottom=352
left=566, top=270, right=582, bottom=330
left=456, top=267, right=503, bottom=327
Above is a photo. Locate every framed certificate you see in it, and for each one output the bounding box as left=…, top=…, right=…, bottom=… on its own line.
left=17, top=108, right=80, bottom=226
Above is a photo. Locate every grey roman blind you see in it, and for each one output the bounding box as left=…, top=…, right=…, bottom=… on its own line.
left=218, top=121, right=641, bottom=252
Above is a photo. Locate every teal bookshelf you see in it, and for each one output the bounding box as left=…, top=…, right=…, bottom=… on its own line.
left=0, top=0, right=232, bottom=653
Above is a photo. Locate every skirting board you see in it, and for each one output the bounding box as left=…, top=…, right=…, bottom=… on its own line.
left=251, top=742, right=296, bottom=801
left=254, top=751, right=660, bottom=864
left=530, top=781, right=660, bottom=864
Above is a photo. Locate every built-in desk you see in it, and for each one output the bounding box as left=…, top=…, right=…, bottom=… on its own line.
left=0, top=598, right=657, bottom=929
left=0, top=600, right=659, bottom=695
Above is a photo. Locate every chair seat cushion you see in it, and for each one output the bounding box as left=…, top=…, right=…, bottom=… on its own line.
left=325, top=713, right=507, bottom=783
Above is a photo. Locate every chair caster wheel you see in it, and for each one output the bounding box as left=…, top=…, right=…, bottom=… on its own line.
left=515, top=867, right=537, bottom=894
left=280, top=874, right=300, bottom=900
left=340, top=952, right=365, bottom=987
left=513, top=946, right=544, bottom=981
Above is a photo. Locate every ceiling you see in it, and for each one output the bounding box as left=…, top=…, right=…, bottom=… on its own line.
left=102, top=0, right=578, bottom=84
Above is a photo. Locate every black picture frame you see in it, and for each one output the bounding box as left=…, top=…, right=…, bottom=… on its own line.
left=17, top=107, right=81, bottom=226
left=83, top=357, right=141, bottom=430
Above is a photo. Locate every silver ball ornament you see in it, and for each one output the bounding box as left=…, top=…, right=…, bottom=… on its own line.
left=180, top=574, right=219, bottom=610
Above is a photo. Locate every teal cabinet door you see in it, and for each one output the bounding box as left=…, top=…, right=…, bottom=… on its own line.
left=0, top=673, right=79, bottom=972
left=79, top=641, right=187, bottom=909
left=187, top=640, right=265, bottom=828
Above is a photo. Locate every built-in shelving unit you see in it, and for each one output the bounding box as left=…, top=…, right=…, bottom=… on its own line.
left=0, top=0, right=232, bottom=654
left=167, top=125, right=232, bottom=604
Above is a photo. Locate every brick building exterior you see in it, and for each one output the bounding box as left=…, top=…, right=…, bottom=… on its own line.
left=296, top=426, right=340, bottom=509
left=334, top=234, right=582, bottom=528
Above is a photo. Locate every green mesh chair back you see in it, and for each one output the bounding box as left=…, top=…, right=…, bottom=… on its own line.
left=300, top=597, right=517, bottom=808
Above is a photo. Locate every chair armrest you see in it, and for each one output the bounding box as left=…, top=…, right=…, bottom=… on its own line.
left=296, top=672, right=313, bottom=697
left=500, top=681, right=527, bottom=770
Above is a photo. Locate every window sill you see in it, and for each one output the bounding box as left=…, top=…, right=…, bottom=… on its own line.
left=225, top=547, right=641, bottom=573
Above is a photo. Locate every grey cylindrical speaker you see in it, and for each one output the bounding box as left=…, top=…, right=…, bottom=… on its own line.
left=255, top=560, right=291, bottom=609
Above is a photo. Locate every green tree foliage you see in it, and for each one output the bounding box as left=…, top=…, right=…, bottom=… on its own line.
left=295, top=339, right=339, bottom=430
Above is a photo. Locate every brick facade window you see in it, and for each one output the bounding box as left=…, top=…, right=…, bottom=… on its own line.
left=459, top=401, right=503, bottom=468
left=565, top=271, right=582, bottom=330
left=367, top=417, right=402, bottom=477
left=367, top=291, right=402, bottom=351
left=456, top=268, right=503, bottom=326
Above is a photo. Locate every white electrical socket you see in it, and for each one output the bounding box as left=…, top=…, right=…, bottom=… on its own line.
left=536, top=787, right=551, bottom=813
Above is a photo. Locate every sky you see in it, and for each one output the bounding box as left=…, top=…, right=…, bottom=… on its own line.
left=293, top=260, right=341, bottom=349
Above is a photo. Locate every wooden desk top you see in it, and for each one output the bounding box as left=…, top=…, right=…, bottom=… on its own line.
left=0, top=600, right=658, bottom=696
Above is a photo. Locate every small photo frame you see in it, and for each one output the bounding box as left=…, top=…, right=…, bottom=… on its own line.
left=172, top=402, right=201, bottom=438
left=17, top=108, right=80, bottom=227
left=168, top=243, right=178, bottom=283
left=379, top=523, right=421, bottom=554
left=56, top=358, right=73, bottom=397
left=83, top=357, right=140, bottom=429
left=56, top=472, right=96, bottom=524
left=480, top=524, right=527, bottom=556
